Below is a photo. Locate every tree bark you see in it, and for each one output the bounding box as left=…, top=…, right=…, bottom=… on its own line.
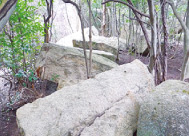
left=44, top=0, right=53, bottom=43
left=88, top=0, right=92, bottom=78
left=167, top=0, right=189, bottom=80
left=147, top=0, right=157, bottom=74
left=101, top=0, right=106, bottom=36
left=111, top=2, right=117, bottom=36
left=160, top=0, right=168, bottom=82
left=0, top=0, right=17, bottom=31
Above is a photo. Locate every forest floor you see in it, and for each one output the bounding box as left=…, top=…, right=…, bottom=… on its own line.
left=0, top=42, right=188, bottom=136
left=119, top=42, right=187, bottom=81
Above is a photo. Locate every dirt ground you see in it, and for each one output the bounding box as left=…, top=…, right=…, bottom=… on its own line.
left=0, top=43, right=188, bottom=136
left=118, top=43, right=186, bottom=81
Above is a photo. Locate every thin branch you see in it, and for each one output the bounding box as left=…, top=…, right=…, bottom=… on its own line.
left=127, top=0, right=151, bottom=49
left=86, top=0, right=100, bottom=33
left=62, top=0, right=89, bottom=78
left=102, top=0, right=150, bottom=18
left=167, top=0, right=187, bottom=31
left=125, top=15, right=150, bottom=26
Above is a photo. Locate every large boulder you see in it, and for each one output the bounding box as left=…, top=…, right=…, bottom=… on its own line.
left=56, top=26, right=99, bottom=47
left=17, top=59, right=154, bottom=136
left=51, top=0, right=82, bottom=42
left=73, top=36, right=127, bottom=56
left=56, top=28, right=123, bottom=61
left=27, top=0, right=81, bottom=42
left=0, top=0, right=17, bottom=31
left=56, top=26, right=117, bottom=61
left=35, top=43, right=118, bottom=89
left=137, top=80, right=189, bottom=136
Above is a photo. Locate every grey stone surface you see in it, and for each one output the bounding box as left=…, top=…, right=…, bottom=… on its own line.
left=137, top=80, right=189, bottom=136
left=35, top=43, right=118, bottom=89
left=56, top=26, right=99, bottom=47
left=73, top=36, right=127, bottom=56
left=17, top=59, right=154, bottom=136
left=86, top=50, right=116, bottom=61
left=56, top=28, right=119, bottom=61
left=80, top=96, right=139, bottom=136
left=27, top=0, right=81, bottom=42
left=50, top=0, right=81, bottom=42
left=73, top=37, right=117, bottom=56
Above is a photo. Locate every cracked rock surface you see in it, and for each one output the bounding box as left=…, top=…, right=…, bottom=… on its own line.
left=137, top=80, right=189, bottom=136
left=16, top=59, right=154, bottom=136
left=80, top=96, right=139, bottom=136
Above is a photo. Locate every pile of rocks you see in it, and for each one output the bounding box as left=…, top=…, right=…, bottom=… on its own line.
left=35, top=26, right=124, bottom=89
left=56, top=26, right=123, bottom=62
left=17, top=59, right=189, bottom=136
left=17, top=60, right=154, bottom=136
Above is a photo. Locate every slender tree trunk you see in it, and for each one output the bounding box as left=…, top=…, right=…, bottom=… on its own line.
left=168, top=0, right=189, bottom=80
left=62, top=0, right=89, bottom=78
left=181, top=30, right=189, bottom=80
left=148, top=0, right=157, bottom=73
left=181, top=1, right=189, bottom=80
left=160, top=0, right=168, bottom=82
left=101, top=0, right=106, bottom=36
left=111, top=2, right=117, bottom=36
left=116, top=9, right=121, bottom=61
left=78, top=10, right=89, bottom=78
left=44, top=0, right=53, bottom=43
left=88, top=0, right=92, bottom=78
left=128, top=8, right=132, bottom=45
left=147, top=0, right=159, bottom=84
left=86, top=0, right=100, bottom=34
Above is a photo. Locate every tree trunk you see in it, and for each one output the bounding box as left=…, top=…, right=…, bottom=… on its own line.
left=0, top=0, right=17, bottom=31
left=62, top=0, right=89, bottom=78
left=128, top=8, right=132, bottom=45
left=101, top=0, right=106, bottom=36
left=147, top=0, right=158, bottom=83
left=88, top=0, right=92, bottom=78
left=44, top=0, right=53, bottom=43
left=168, top=0, right=189, bottom=80
left=111, top=2, right=117, bottom=36
left=147, top=0, right=157, bottom=70
left=181, top=1, right=189, bottom=80
left=160, top=0, right=168, bottom=82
